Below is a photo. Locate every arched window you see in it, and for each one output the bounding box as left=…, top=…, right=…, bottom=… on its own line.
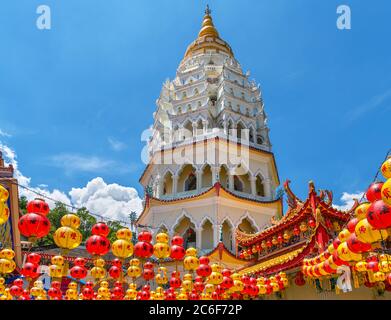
left=201, top=220, right=213, bottom=250
left=256, top=175, right=265, bottom=197
left=184, top=173, right=197, bottom=191
left=237, top=122, right=245, bottom=141
left=234, top=176, right=243, bottom=192
left=257, top=135, right=264, bottom=145
left=222, top=220, right=233, bottom=251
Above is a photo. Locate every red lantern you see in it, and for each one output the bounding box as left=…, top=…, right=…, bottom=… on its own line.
left=48, top=287, right=62, bottom=299
left=293, top=226, right=300, bottom=236
left=143, top=268, right=155, bottom=281
left=170, top=245, right=185, bottom=260
left=367, top=200, right=391, bottom=229
left=108, top=266, right=121, bottom=279
left=18, top=213, right=50, bottom=239
left=196, top=264, right=212, bottom=277
left=74, top=257, right=87, bottom=267
left=86, top=235, right=110, bottom=256
left=138, top=231, right=152, bottom=242
left=134, top=241, right=154, bottom=258
left=165, top=292, right=176, bottom=300
left=222, top=269, right=231, bottom=277
left=91, top=222, right=110, bottom=237
left=21, top=262, right=39, bottom=278
left=366, top=182, right=384, bottom=202
left=294, top=272, right=305, bottom=286
left=70, top=266, right=87, bottom=280
left=26, top=253, right=41, bottom=264
left=112, top=286, right=124, bottom=299
left=277, top=234, right=283, bottom=243
left=10, top=285, right=23, bottom=297
left=82, top=287, right=94, bottom=300
left=333, top=238, right=341, bottom=250
left=51, top=281, right=61, bottom=289
left=111, top=258, right=122, bottom=268
left=347, top=218, right=359, bottom=233
left=199, top=256, right=210, bottom=265
left=347, top=233, right=372, bottom=253
left=171, top=236, right=184, bottom=246
left=266, top=240, right=272, bottom=248
left=193, top=281, right=205, bottom=292
left=221, top=276, right=234, bottom=289
left=13, top=278, right=24, bottom=287
left=27, top=198, right=50, bottom=216
left=169, top=276, right=182, bottom=289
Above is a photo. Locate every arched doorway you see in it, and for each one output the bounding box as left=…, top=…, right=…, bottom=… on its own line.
left=238, top=217, right=257, bottom=234
left=201, top=219, right=214, bottom=250
left=174, top=216, right=196, bottom=249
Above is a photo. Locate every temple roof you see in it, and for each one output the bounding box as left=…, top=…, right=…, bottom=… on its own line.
left=136, top=182, right=283, bottom=224
left=236, top=180, right=357, bottom=247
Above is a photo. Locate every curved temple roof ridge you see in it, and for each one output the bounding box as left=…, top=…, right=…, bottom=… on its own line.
left=236, top=180, right=359, bottom=246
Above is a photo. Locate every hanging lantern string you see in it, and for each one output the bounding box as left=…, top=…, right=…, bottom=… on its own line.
left=4, top=179, right=132, bottom=227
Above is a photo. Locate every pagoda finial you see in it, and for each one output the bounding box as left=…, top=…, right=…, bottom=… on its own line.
left=205, top=4, right=211, bottom=15
left=198, top=4, right=219, bottom=38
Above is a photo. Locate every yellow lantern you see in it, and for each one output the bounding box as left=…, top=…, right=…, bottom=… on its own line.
left=49, top=265, right=63, bottom=278
left=381, top=158, right=391, bottom=179
left=91, top=266, right=106, bottom=279
left=156, top=232, right=169, bottom=243
left=374, top=271, right=386, bottom=282
left=94, top=258, right=105, bottom=268
left=355, top=218, right=388, bottom=243
left=327, top=244, right=335, bottom=254
left=127, top=266, right=142, bottom=278
left=258, top=284, right=266, bottom=295
left=51, top=255, right=64, bottom=266
left=381, top=178, right=391, bottom=206
left=54, top=226, right=82, bottom=250
left=61, top=214, right=81, bottom=228
left=205, top=283, right=215, bottom=294
left=112, top=239, right=133, bottom=259
left=355, top=203, right=371, bottom=221
left=337, top=242, right=362, bottom=262
left=155, top=267, right=168, bottom=285
left=0, top=258, right=15, bottom=274
left=182, top=279, right=193, bottom=292
left=0, top=185, right=9, bottom=202
left=153, top=242, right=171, bottom=259
left=283, top=231, right=291, bottom=240
left=355, top=261, right=367, bottom=272
left=116, top=228, right=132, bottom=241
left=0, top=202, right=9, bottom=225
left=184, top=248, right=199, bottom=271
left=338, top=229, right=351, bottom=243
left=177, top=288, right=188, bottom=300
left=100, top=280, right=109, bottom=288
left=0, top=248, right=15, bottom=260
left=333, top=221, right=341, bottom=232
left=233, top=279, right=244, bottom=292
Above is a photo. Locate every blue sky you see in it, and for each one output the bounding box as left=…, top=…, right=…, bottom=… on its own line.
left=0, top=0, right=390, bottom=215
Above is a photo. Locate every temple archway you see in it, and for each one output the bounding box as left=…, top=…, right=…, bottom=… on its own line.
left=201, top=164, right=212, bottom=188
left=178, top=164, right=197, bottom=192
left=238, top=217, right=257, bottom=234
left=201, top=219, right=214, bottom=250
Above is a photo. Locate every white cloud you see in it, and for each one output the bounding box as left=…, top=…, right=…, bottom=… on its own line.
left=0, top=142, right=143, bottom=221
left=0, top=142, right=71, bottom=208
left=333, top=191, right=364, bottom=211
left=108, top=137, right=127, bottom=152
left=69, top=177, right=143, bottom=221
left=0, top=129, right=11, bottom=138
left=48, top=153, right=115, bottom=174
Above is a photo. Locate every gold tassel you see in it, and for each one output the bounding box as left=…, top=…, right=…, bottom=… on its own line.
left=353, top=271, right=359, bottom=288
left=335, top=286, right=341, bottom=295
left=367, top=270, right=375, bottom=283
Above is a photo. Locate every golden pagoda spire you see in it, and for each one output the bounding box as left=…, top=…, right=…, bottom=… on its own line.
left=182, top=5, right=234, bottom=60
left=198, top=5, right=219, bottom=38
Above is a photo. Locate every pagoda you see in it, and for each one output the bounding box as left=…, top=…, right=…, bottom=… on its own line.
left=137, top=6, right=281, bottom=257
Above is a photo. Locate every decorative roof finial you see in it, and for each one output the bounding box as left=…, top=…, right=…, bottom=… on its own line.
left=205, top=4, right=211, bottom=15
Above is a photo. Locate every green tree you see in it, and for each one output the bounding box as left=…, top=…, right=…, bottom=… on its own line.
left=77, top=207, right=97, bottom=243
left=19, top=196, right=28, bottom=215
left=106, top=220, right=125, bottom=243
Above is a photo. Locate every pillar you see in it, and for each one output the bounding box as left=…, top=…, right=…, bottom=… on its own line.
left=196, top=228, right=202, bottom=250
left=250, top=176, right=256, bottom=196
left=196, top=169, right=202, bottom=192
left=203, top=120, right=208, bottom=135
left=228, top=174, right=234, bottom=191
left=213, top=224, right=220, bottom=248
left=265, top=178, right=272, bottom=199
left=173, top=174, right=179, bottom=194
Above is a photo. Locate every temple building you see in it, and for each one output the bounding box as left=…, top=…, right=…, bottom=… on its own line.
left=137, top=6, right=281, bottom=254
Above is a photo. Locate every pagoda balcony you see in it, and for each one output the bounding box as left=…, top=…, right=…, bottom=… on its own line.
left=159, top=187, right=210, bottom=201
left=149, top=130, right=271, bottom=153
